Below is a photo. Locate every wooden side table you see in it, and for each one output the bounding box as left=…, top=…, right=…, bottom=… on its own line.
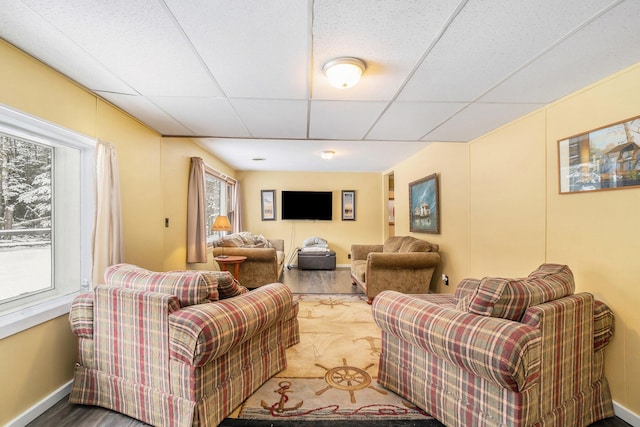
left=214, top=255, right=247, bottom=280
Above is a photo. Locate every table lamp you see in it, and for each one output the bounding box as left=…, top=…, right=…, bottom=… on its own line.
left=212, top=215, right=232, bottom=258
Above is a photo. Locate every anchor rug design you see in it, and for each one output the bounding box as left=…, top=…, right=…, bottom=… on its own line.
left=228, top=294, right=433, bottom=422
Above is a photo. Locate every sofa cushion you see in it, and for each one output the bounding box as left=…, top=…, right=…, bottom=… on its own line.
left=454, top=278, right=481, bottom=311
left=351, top=260, right=367, bottom=284
left=217, top=274, right=249, bottom=299
left=460, top=264, right=575, bottom=321
left=215, top=231, right=274, bottom=248
left=383, top=235, right=437, bottom=253
left=105, top=263, right=219, bottom=307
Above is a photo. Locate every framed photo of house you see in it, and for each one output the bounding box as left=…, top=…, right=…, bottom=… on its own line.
left=261, top=190, right=276, bottom=220
left=409, top=173, right=440, bottom=234
left=558, top=115, right=640, bottom=194
left=342, top=190, right=356, bottom=220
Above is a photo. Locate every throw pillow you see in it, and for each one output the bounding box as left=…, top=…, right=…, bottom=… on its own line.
left=105, top=264, right=219, bottom=307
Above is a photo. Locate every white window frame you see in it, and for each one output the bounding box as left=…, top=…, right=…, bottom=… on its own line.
left=0, top=104, right=94, bottom=339
left=205, top=165, right=236, bottom=243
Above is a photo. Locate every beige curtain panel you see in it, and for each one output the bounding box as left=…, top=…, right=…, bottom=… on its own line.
left=233, top=180, right=243, bottom=233
left=187, top=157, right=207, bottom=263
left=92, top=140, right=123, bottom=285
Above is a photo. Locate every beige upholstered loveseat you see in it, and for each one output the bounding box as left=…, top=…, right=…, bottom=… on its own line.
left=372, top=264, right=615, bottom=427
left=68, top=263, right=299, bottom=427
left=351, top=235, right=440, bottom=303
left=212, top=232, right=284, bottom=288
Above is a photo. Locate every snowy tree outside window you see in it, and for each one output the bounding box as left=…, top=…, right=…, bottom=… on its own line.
left=0, top=134, right=52, bottom=302
left=205, top=172, right=234, bottom=242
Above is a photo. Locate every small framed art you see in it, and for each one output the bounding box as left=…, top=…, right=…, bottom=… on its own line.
left=261, top=190, right=276, bottom=220
left=342, top=190, right=355, bottom=221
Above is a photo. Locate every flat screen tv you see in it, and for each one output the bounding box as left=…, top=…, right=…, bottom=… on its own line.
left=281, top=191, right=333, bottom=220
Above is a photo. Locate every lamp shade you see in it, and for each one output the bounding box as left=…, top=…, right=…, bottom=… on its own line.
left=211, top=215, right=232, bottom=232
left=323, top=57, right=365, bottom=89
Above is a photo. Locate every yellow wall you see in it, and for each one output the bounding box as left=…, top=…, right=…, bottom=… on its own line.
left=162, top=137, right=236, bottom=271
left=0, top=40, right=229, bottom=424
left=237, top=171, right=383, bottom=265
left=389, top=142, right=470, bottom=293
left=390, top=63, right=640, bottom=415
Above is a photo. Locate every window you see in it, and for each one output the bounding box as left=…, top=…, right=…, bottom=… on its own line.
left=0, top=105, right=94, bottom=338
left=204, top=167, right=235, bottom=242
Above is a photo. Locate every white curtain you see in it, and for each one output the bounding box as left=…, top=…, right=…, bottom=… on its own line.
left=92, top=140, right=123, bottom=285
left=233, top=180, right=243, bottom=232
left=187, top=157, right=207, bottom=263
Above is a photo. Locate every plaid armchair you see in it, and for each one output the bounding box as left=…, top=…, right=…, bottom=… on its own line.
left=68, top=264, right=299, bottom=427
left=372, top=264, right=615, bottom=427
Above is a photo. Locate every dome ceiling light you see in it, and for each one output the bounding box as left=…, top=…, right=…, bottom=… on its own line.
left=321, top=150, right=335, bottom=160
left=322, top=57, right=366, bottom=89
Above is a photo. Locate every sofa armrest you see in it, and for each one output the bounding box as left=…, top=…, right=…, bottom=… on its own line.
left=69, top=292, right=95, bottom=338
left=169, top=282, right=293, bottom=367
left=351, top=244, right=383, bottom=261
left=372, top=290, right=542, bottom=393
left=367, top=251, right=440, bottom=269
left=213, top=246, right=277, bottom=261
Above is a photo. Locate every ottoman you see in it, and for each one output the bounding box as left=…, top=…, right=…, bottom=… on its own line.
left=298, top=250, right=336, bottom=270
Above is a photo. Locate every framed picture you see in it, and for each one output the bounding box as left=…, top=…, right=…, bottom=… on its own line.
left=342, top=190, right=356, bottom=220
left=261, top=190, right=276, bottom=221
left=558, top=115, right=640, bottom=193
left=409, top=173, right=440, bottom=234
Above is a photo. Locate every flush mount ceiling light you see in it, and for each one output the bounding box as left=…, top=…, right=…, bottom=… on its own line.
left=321, top=150, right=335, bottom=160
left=322, top=57, right=366, bottom=89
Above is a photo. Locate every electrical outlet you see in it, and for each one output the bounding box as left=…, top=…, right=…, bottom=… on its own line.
left=348, top=253, right=351, bottom=259
left=442, top=274, right=449, bottom=286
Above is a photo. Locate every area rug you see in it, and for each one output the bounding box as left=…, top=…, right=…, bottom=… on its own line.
left=226, top=294, right=437, bottom=424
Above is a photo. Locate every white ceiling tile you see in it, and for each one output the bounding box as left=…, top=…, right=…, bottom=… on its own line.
left=165, top=0, right=310, bottom=99
left=150, top=97, right=250, bottom=137
left=398, top=0, right=618, bottom=102
left=20, top=0, right=223, bottom=97
left=198, top=138, right=431, bottom=172
left=230, top=99, right=308, bottom=139
left=309, top=101, right=388, bottom=140
left=96, top=92, right=193, bottom=136
left=2, top=0, right=639, bottom=171
left=480, top=0, right=640, bottom=104
left=367, top=102, right=467, bottom=141
left=312, top=0, right=462, bottom=101
left=423, top=103, right=543, bottom=142
left=0, top=0, right=135, bottom=95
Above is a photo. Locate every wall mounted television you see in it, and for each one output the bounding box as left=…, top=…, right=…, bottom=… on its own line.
left=281, top=191, right=333, bottom=220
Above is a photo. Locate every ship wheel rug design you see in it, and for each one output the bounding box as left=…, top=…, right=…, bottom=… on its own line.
left=229, top=294, right=432, bottom=421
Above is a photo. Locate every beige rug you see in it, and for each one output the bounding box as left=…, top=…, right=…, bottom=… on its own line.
left=230, top=294, right=432, bottom=421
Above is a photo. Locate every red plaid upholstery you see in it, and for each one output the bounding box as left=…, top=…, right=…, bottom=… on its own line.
left=373, top=264, right=615, bottom=427
left=458, top=264, right=575, bottom=321
left=68, top=266, right=299, bottom=427
left=106, top=263, right=224, bottom=306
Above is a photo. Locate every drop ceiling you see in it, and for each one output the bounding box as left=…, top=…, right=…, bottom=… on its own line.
left=1, top=0, right=639, bottom=172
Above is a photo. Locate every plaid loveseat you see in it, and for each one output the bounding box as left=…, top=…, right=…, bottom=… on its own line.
left=372, top=264, right=615, bottom=427
left=68, top=264, right=300, bottom=426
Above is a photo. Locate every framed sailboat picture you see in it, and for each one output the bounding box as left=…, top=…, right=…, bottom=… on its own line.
left=409, top=173, right=440, bottom=234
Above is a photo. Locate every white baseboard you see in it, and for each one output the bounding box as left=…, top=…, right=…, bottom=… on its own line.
left=6, top=380, right=72, bottom=427
left=614, top=401, right=640, bottom=426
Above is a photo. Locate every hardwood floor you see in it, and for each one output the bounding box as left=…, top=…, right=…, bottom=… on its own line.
left=26, top=267, right=630, bottom=427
